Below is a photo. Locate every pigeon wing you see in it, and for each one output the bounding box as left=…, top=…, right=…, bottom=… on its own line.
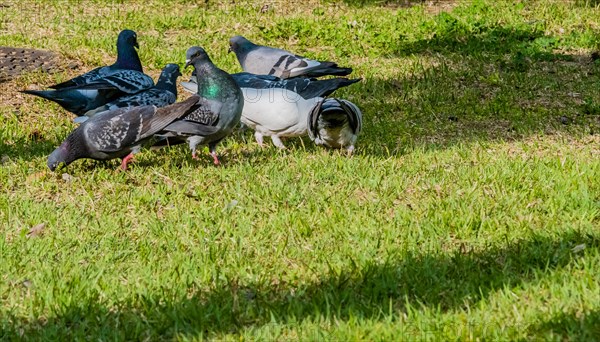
left=180, top=81, right=198, bottom=94
left=337, top=99, right=362, bottom=134
left=160, top=96, right=222, bottom=136
left=307, top=99, right=325, bottom=141
left=83, top=98, right=194, bottom=153
left=181, top=97, right=222, bottom=126
left=49, top=66, right=107, bottom=89
left=83, top=106, right=157, bottom=153
left=111, top=89, right=176, bottom=109
left=87, top=70, right=154, bottom=94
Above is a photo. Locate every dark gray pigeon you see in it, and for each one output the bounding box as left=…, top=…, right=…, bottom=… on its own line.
left=154, top=46, right=243, bottom=165
left=182, top=72, right=361, bottom=100
left=79, top=63, right=181, bottom=122
left=307, top=98, right=363, bottom=154
left=229, top=35, right=352, bottom=79
left=21, top=29, right=153, bottom=116
left=47, top=96, right=217, bottom=171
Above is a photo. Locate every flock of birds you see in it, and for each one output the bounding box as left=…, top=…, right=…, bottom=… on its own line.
left=20, top=30, right=363, bottom=171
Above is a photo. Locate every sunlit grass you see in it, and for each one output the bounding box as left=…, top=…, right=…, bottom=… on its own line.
left=1, top=0, right=600, bottom=340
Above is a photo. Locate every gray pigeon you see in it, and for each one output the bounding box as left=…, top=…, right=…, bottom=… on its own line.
left=307, top=98, right=363, bottom=154
left=47, top=96, right=217, bottom=171
left=21, top=29, right=154, bottom=116
left=229, top=35, right=352, bottom=79
left=79, top=63, right=181, bottom=122
left=155, top=46, right=243, bottom=165
left=182, top=72, right=361, bottom=100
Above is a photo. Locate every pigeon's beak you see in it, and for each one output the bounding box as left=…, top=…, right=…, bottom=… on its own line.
left=134, top=41, right=139, bottom=49
left=184, top=59, right=192, bottom=68
left=48, top=161, right=64, bottom=172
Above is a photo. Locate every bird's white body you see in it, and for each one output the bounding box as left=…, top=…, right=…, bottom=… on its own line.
left=240, top=87, right=321, bottom=148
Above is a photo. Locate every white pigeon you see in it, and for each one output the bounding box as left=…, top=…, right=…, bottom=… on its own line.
left=240, top=87, right=322, bottom=149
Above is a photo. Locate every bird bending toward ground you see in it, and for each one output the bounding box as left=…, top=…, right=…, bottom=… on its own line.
left=47, top=96, right=218, bottom=171
left=307, top=98, right=363, bottom=154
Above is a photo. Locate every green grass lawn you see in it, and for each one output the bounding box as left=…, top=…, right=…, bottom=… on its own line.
left=1, top=0, right=600, bottom=340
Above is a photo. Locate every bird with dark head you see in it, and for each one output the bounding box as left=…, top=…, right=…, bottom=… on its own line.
left=46, top=96, right=219, bottom=171
left=113, top=29, right=142, bottom=72
left=228, top=35, right=255, bottom=56
left=47, top=137, right=83, bottom=172
left=79, top=63, right=182, bottom=121
left=228, top=35, right=352, bottom=79
left=20, top=29, right=153, bottom=118
left=156, top=46, right=244, bottom=165
left=155, top=63, right=182, bottom=91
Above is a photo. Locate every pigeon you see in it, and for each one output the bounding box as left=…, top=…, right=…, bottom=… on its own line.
left=78, top=63, right=181, bottom=122
left=182, top=72, right=361, bottom=100
left=47, top=96, right=217, bottom=171
left=50, top=29, right=146, bottom=89
left=154, top=46, right=243, bottom=165
left=21, top=29, right=154, bottom=116
left=239, top=87, right=322, bottom=149
left=228, top=35, right=352, bottom=79
left=307, top=98, right=363, bottom=154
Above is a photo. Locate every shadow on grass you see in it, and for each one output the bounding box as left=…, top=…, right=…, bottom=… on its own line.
left=574, top=0, right=600, bottom=7
left=349, top=18, right=600, bottom=156
left=340, top=0, right=599, bottom=9
left=0, top=139, right=57, bottom=160
left=340, top=0, right=454, bottom=9
left=528, top=309, right=600, bottom=340
left=2, top=231, right=597, bottom=339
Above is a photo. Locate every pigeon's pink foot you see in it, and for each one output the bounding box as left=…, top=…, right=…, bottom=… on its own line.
left=121, top=153, right=134, bottom=170
left=192, top=151, right=199, bottom=160
left=210, top=151, right=220, bottom=165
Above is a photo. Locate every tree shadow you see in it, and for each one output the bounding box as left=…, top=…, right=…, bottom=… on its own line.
left=574, top=0, right=600, bottom=7
left=340, top=0, right=455, bottom=9
left=346, top=18, right=600, bottom=156
left=340, top=0, right=599, bottom=9
left=528, top=309, right=600, bottom=340
left=0, top=138, right=57, bottom=160
left=2, top=231, right=597, bottom=339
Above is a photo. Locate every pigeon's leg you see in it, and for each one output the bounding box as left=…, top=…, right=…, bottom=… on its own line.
left=210, top=151, right=220, bottom=165
left=254, top=132, right=265, bottom=147
left=271, top=135, right=287, bottom=149
left=189, top=139, right=200, bottom=160
left=346, top=145, right=355, bottom=156
left=121, top=153, right=135, bottom=170
left=208, top=142, right=220, bottom=165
